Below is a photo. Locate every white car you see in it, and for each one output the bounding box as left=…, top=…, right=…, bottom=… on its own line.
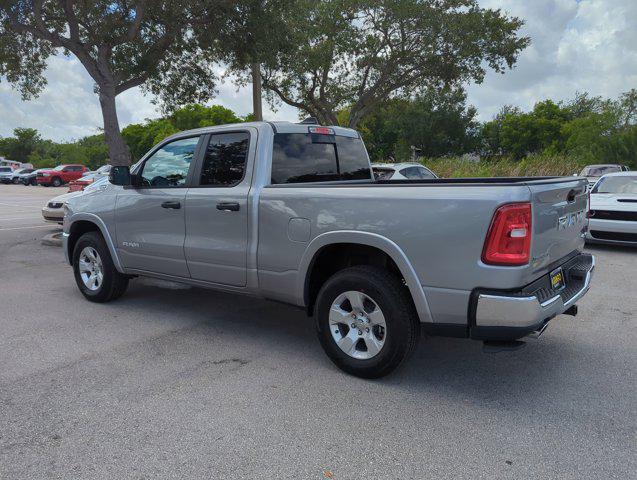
left=372, top=162, right=437, bottom=180
left=42, top=176, right=109, bottom=224
left=586, top=172, right=637, bottom=246
left=8, top=167, right=34, bottom=184
left=579, top=164, right=630, bottom=189
left=0, top=166, right=15, bottom=183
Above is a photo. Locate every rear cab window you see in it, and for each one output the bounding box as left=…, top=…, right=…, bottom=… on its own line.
left=271, top=131, right=372, bottom=184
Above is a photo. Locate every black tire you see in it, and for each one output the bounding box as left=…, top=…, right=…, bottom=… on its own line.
left=72, top=231, right=129, bottom=303
left=51, top=177, right=62, bottom=187
left=315, top=265, right=420, bottom=379
left=12, top=177, right=19, bottom=184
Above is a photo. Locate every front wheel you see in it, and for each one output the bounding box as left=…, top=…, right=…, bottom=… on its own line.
left=315, top=265, right=420, bottom=378
left=51, top=177, right=62, bottom=187
left=73, top=231, right=129, bottom=303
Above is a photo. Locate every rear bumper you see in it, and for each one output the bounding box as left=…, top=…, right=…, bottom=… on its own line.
left=470, top=253, right=595, bottom=340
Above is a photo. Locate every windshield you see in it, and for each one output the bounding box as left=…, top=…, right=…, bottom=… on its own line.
left=580, top=166, right=621, bottom=177
left=592, top=176, right=637, bottom=194
left=53, top=165, right=66, bottom=171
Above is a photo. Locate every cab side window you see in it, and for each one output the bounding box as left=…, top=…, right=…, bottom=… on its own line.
left=199, top=132, right=249, bottom=186
left=140, top=137, right=199, bottom=187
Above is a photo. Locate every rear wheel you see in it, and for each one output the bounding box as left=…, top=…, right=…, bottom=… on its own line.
left=315, top=265, right=420, bottom=378
left=73, top=232, right=129, bottom=303
left=12, top=177, right=19, bottom=184
left=51, top=177, right=62, bottom=187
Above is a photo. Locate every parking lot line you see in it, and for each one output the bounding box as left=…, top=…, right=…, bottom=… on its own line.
left=0, top=224, right=58, bottom=231
left=0, top=215, right=44, bottom=221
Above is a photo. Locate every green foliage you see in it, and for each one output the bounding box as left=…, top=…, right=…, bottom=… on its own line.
left=169, top=104, right=242, bottom=131
left=481, top=89, right=637, bottom=167
left=122, top=104, right=243, bottom=160
left=421, top=154, right=590, bottom=179
left=0, top=127, right=41, bottom=161
left=262, top=0, right=529, bottom=127
left=1, top=103, right=245, bottom=167
left=360, top=88, right=479, bottom=162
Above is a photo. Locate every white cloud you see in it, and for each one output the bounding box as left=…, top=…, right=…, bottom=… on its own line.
left=0, top=57, right=299, bottom=142
left=467, top=0, right=637, bottom=120
left=1, top=0, right=635, bottom=141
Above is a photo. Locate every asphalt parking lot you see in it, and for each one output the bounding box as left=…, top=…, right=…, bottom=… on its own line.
left=0, top=183, right=635, bottom=479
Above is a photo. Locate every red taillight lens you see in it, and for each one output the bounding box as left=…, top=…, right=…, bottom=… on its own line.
left=482, top=203, right=532, bottom=266
left=309, top=126, right=334, bottom=135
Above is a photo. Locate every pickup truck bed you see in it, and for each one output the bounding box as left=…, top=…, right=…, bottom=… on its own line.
left=63, top=121, right=595, bottom=378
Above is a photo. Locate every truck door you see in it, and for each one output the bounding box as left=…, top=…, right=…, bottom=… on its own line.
left=184, top=130, right=254, bottom=287
left=115, top=136, right=201, bottom=277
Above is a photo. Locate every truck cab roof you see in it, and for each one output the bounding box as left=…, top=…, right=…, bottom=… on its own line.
left=164, top=121, right=360, bottom=141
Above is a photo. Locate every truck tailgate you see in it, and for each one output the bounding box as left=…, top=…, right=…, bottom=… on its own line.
left=528, top=178, right=588, bottom=272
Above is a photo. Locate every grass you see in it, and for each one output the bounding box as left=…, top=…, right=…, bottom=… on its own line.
left=420, top=154, right=591, bottom=178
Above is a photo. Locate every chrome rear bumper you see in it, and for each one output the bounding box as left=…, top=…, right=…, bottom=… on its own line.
left=471, top=253, right=594, bottom=339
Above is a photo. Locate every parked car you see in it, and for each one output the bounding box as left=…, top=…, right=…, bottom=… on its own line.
left=63, top=121, right=594, bottom=378
left=586, top=172, right=637, bottom=246
left=578, top=164, right=630, bottom=189
left=36, top=164, right=88, bottom=187
left=7, top=167, right=34, bottom=184
left=43, top=176, right=109, bottom=223
left=68, top=172, right=103, bottom=192
left=372, top=162, right=437, bottom=180
left=21, top=168, right=47, bottom=186
left=0, top=166, right=15, bottom=183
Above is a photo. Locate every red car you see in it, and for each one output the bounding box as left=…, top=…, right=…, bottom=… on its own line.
left=36, top=164, right=88, bottom=187
left=67, top=173, right=101, bottom=192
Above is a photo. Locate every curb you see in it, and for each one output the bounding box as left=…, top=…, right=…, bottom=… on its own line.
left=42, top=232, right=63, bottom=247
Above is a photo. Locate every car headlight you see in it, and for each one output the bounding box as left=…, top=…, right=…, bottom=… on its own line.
left=42, top=173, right=51, bottom=177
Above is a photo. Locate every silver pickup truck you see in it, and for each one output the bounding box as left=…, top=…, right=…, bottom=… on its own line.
left=63, top=121, right=594, bottom=378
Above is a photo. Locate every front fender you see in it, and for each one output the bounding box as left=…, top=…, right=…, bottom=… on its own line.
left=297, top=230, right=433, bottom=323
left=65, top=213, right=125, bottom=273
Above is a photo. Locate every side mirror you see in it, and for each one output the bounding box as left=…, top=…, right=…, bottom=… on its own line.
left=109, top=165, right=131, bottom=186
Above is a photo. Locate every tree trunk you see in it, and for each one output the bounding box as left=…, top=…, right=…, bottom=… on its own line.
left=98, top=86, right=132, bottom=166
left=251, top=62, right=263, bottom=121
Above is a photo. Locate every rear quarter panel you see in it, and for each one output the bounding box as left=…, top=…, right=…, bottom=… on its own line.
left=257, top=183, right=539, bottom=324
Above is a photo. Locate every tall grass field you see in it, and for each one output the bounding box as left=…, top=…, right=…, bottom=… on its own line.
left=419, top=154, right=592, bottom=178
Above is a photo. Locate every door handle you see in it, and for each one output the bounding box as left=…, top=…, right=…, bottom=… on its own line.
left=161, top=201, right=181, bottom=209
left=216, top=202, right=240, bottom=212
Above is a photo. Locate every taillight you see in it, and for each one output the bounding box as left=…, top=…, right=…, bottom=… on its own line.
left=482, top=203, right=532, bottom=266
left=309, top=126, right=334, bottom=135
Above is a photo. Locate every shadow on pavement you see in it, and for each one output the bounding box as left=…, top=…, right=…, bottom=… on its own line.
left=106, top=275, right=613, bottom=415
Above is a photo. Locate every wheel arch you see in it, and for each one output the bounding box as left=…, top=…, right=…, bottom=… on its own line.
left=298, top=231, right=433, bottom=323
left=66, top=214, right=124, bottom=273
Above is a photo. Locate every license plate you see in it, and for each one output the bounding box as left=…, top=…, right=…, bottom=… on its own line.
left=550, top=267, right=565, bottom=291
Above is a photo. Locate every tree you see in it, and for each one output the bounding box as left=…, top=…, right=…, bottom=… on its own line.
left=261, top=0, right=529, bottom=127
left=122, top=104, right=243, bottom=161
left=360, top=87, right=479, bottom=161
left=0, top=1, right=220, bottom=166
left=202, top=0, right=297, bottom=121
left=0, top=127, right=41, bottom=161
left=169, top=104, right=241, bottom=131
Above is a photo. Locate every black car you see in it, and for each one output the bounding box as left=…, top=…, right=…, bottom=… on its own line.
left=21, top=169, right=43, bottom=186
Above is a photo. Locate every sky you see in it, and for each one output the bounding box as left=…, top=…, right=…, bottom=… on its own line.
left=0, top=0, right=636, bottom=142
